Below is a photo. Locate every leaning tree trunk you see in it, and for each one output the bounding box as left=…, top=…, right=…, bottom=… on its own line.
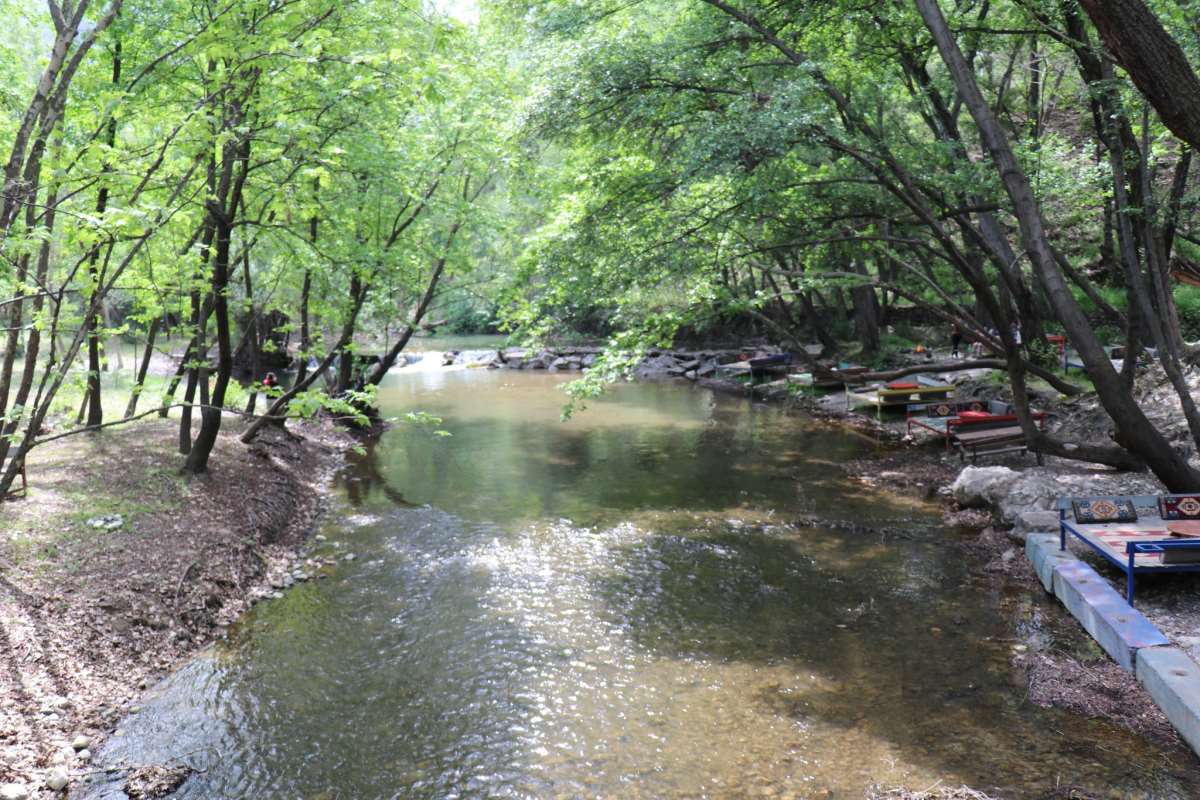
left=1076, top=0, right=1200, bottom=152
left=125, top=318, right=161, bottom=418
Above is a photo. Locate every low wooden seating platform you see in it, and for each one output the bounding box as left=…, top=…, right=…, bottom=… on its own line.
left=847, top=375, right=954, bottom=419
left=1058, top=494, right=1200, bottom=604
left=907, top=399, right=1046, bottom=463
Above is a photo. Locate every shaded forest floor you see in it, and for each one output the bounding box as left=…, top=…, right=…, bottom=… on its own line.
left=0, top=417, right=352, bottom=797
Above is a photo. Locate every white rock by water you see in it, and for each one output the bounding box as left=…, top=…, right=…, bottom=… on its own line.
left=0, top=784, right=30, bottom=800
left=46, top=768, right=68, bottom=792
left=71, top=734, right=89, bottom=750
left=951, top=466, right=1019, bottom=509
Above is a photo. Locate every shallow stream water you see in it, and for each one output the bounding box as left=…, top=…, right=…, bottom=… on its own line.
left=81, top=368, right=1200, bottom=799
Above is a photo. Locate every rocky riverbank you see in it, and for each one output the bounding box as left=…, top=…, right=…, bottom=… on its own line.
left=429, top=344, right=777, bottom=379
left=0, top=418, right=353, bottom=799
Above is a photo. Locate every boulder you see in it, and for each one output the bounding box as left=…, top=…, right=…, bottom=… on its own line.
left=951, top=466, right=1020, bottom=509
left=634, top=354, right=680, bottom=379
left=1012, top=510, right=1061, bottom=537
left=46, top=769, right=68, bottom=792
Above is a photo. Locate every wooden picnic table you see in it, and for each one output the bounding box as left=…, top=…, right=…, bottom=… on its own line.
left=952, top=424, right=1041, bottom=464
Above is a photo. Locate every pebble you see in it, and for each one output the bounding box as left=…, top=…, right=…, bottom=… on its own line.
left=77, top=749, right=91, bottom=762
left=343, top=553, right=356, bottom=562
left=71, top=734, right=89, bottom=750
left=314, top=534, right=327, bottom=542
left=0, top=784, right=30, bottom=800
left=46, top=769, right=68, bottom=792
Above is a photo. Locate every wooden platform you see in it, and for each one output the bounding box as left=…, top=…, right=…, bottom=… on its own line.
left=1059, top=495, right=1200, bottom=603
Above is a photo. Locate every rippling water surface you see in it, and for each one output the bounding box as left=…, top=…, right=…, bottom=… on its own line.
left=82, top=369, right=1200, bottom=799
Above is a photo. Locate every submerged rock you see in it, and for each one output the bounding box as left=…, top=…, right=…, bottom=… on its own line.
left=123, top=765, right=193, bottom=799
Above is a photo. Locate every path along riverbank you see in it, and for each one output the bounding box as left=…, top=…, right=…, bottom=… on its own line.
left=0, top=418, right=354, bottom=799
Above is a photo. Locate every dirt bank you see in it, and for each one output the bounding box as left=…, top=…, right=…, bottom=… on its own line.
left=0, top=417, right=352, bottom=798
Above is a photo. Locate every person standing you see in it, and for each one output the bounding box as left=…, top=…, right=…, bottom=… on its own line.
left=950, top=322, right=963, bottom=358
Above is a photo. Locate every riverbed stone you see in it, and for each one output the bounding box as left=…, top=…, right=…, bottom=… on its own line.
left=951, top=466, right=1019, bottom=509
left=0, top=785, right=29, bottom=800
left=45, top=769, right=68, bottom=792
left=1137, top=646, right=1200, bottom=756
left=70, top=734, right=89, bottom=750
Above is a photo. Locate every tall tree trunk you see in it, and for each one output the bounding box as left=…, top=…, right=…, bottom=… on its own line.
left=185, top=223, right=234, bottom=473
left=185, top=130, right=251, bottom=474
left=179, top=290, right=204, bottom=455
left=83, top=40, right=122, bottom=430
left=296, top=268, right=312, bottom=386
left=125, top=317, right=161, bottom=418
left=335, top=273, right=363, bottom=393
left=849, top=260, right=880, bottom=353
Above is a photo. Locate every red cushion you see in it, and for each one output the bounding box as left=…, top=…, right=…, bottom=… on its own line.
left=959, top=410, right=994, bottom=420
left=887, top=382, right=918, bottom=390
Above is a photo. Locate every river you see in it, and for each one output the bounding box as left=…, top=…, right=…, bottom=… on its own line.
left=80, top=365, right=1200, bottom=799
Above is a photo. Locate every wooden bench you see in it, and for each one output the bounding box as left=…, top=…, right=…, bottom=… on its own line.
left=907, top=400, right=1019, bottom=446
left=952, top=423, right=1044, bottom=465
